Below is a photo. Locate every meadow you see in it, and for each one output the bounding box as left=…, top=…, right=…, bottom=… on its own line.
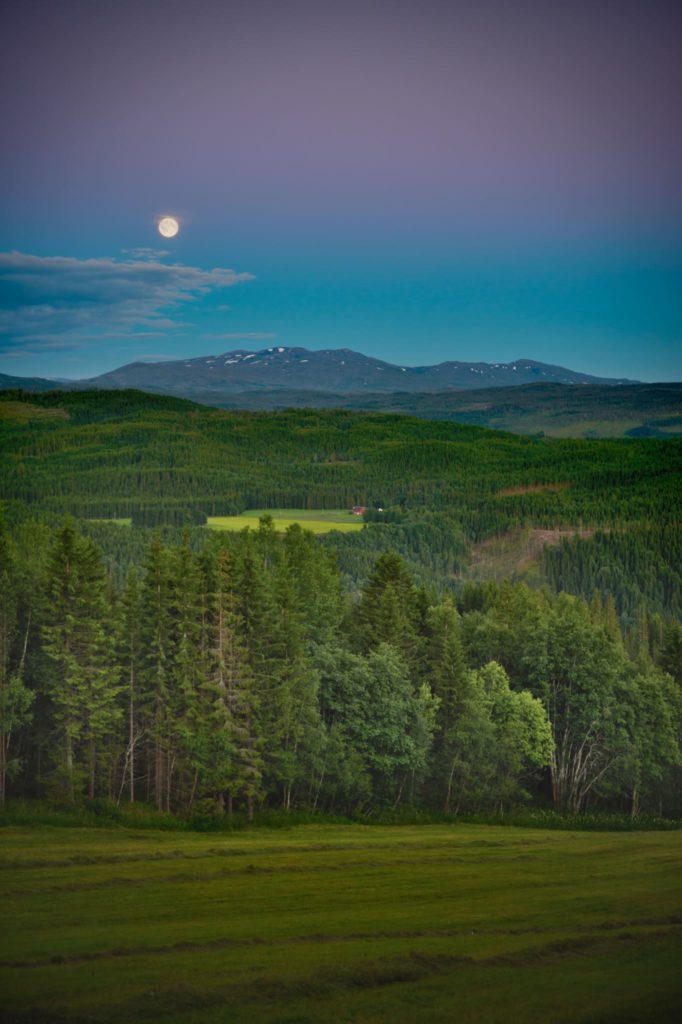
left=1, top=823, right=681, bottom=1023
left=206, top=508, right=364, bottom=533
left=86, top=510, right=365, bottom=534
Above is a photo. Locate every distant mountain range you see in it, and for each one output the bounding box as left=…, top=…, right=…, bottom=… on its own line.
left=2, top=348, right=680, bottom=438
left=0, top=372, right=64, bottom=393
left=83, top=347, right=636, bottom=396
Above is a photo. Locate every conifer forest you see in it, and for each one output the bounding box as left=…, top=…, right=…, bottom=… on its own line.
left=1, top=389, right=680, bottom=820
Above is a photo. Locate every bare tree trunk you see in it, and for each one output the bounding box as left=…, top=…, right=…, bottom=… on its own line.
left=444, top=759, right=457, bottom=814
left=88, top=739, right=96, bottom=799
left=0, top=614, right=31, bottom=809
left=631, top=785, right=639, bottom=819
left=0, top=734, right=7, bottom=809
left=393, top=772, right=407, bottom=808
left=313, top=766, right=326, bottom=810
left=166, top=753, right=175, bottom=813
left=155, top=744, right=164, bottom=811
left=65, top=730, right=75, bottom=803
left=128, top=665, right=135, bottom=803
left=188, top=768, right=199, bottom=813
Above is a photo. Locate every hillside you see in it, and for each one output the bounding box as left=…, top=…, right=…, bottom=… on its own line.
left=2, top=388, right=681, bottom=825
left=2, top=386, right=680, bottom=615
left=1, top=387, right=678, bottom=525
left=2, top=353, right=673, bottom=438
left=209, top=381, right=682, bottom=438
left=0, top=371, right=65, bottom=392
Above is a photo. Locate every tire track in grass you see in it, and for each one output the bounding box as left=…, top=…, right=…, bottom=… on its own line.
left=3, top=917, right=681, bottom=970
left=1, top=852, right=542, bottom=897
left=0, top=836, right=539, bottom=871
left=2, top=931, right=680, bottom=1024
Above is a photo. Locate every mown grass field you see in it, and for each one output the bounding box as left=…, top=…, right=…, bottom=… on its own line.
left=206, top=509, right=364, bottom=533
left=1, top=824, right=681, bottom=1023
left=85, top=511, right=364, bottom=533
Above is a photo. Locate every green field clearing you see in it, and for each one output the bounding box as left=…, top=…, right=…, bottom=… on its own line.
left=0, top=400, right=69, bottom=423
left=84, top=511, right=364, bottom=533
left=206, top=509, right=364, bottom=533
left=88, top=517, right=132, bottom=526
left=1, top=824, right=681, bottom=1023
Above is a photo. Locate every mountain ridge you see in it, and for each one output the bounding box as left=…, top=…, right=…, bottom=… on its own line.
left=3, top=349, right=678, bottom=440
left=84, top=346, right=637, bottom=395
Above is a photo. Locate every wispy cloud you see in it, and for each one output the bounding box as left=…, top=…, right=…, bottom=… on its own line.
left=0, top=251, right=255, bottom=354
left=122, top=247, right=171, bottom=260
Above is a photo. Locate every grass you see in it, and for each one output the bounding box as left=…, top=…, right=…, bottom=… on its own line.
left=206, top=509, right=364, bottom=534
left=87, top=517, right=132, bottom=526
left=82, top=511, right=364, bottom=533
left=0, top=400, right=69, bottom=423
left=1, top=823, right=681, bottom=1022
left=3, top=799, right=680, bottom=833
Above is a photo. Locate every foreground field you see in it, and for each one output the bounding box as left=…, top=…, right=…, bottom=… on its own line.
left=1, top=825, right=681, bottom=1023
left=206, top=509, right=364, bottom=533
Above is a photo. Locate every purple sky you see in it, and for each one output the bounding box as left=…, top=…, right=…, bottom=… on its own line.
left=1, top=0, right=681, bottom=380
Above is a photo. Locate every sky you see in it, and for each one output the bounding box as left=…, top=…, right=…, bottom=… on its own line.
left=0, top=0, right=681, bottom=381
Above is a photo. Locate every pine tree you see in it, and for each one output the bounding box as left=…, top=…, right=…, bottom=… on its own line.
left=357, top=552, right=420, bottom=662
left=168, top=536, right=206, bottom=811
left=202, top=550, right=262, bottom=816
left=42, top=520, right=121, bottom=801
left=0, top=519, right=33, bottom=807
left=422, top=596, right=469, bottom=810
left=118, top=569, right=141, bottom=802
left=139, top=538, right=174, bottom=810
left=260, top=559, right=322, bottom=810
left=659, top=623, right=682, bottom=686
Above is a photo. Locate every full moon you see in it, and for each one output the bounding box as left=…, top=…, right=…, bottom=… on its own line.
left=158, top=217, right=179, bottom=238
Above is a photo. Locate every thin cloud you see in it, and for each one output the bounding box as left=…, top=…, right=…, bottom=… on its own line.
left=0, top=251, right=255, bottom=354
left=122, top=247, right=171, bottom=260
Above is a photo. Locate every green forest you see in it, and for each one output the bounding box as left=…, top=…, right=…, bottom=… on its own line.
left=1, top=389, right=681, bottom=820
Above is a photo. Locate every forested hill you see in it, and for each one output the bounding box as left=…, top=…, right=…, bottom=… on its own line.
left=1, top=389, right=681, bottom=818
left=4, top=371, right=678, bottom=439
left=1, top=388, right=680, bottom=533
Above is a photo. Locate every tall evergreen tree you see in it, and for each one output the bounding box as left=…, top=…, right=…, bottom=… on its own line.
left=357, top=551, right=421, bottom=663
left=422, top=596, right=469, bottom=810
left=118, top=569, right=141, bottom=802
left=42, top=520, right=121, bottom=801
left=139, top=538, right=174, bottom=810
left=0, top=519, right=33, bottom=807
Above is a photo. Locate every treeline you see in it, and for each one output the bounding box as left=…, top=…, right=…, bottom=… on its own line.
left=3, top=388, right=682, bottom=619
left=2, top=391, right=680, bottom=540
left=1, top=517, right=680, bottom=818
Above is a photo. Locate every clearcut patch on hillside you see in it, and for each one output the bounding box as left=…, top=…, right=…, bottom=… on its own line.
left=467, top=526, right=595, bottom=582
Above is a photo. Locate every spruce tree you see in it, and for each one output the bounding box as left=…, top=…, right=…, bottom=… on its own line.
left=139, top=538, right=174, bottom=810
left=42, top=520, right=121, bottom=801
left=118, top=569, right=141, bottom=802
left=0, top=518, right=33, bottom=807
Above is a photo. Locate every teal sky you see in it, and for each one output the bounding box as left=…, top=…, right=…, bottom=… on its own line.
left=1, top=0, right=680, bottom=381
